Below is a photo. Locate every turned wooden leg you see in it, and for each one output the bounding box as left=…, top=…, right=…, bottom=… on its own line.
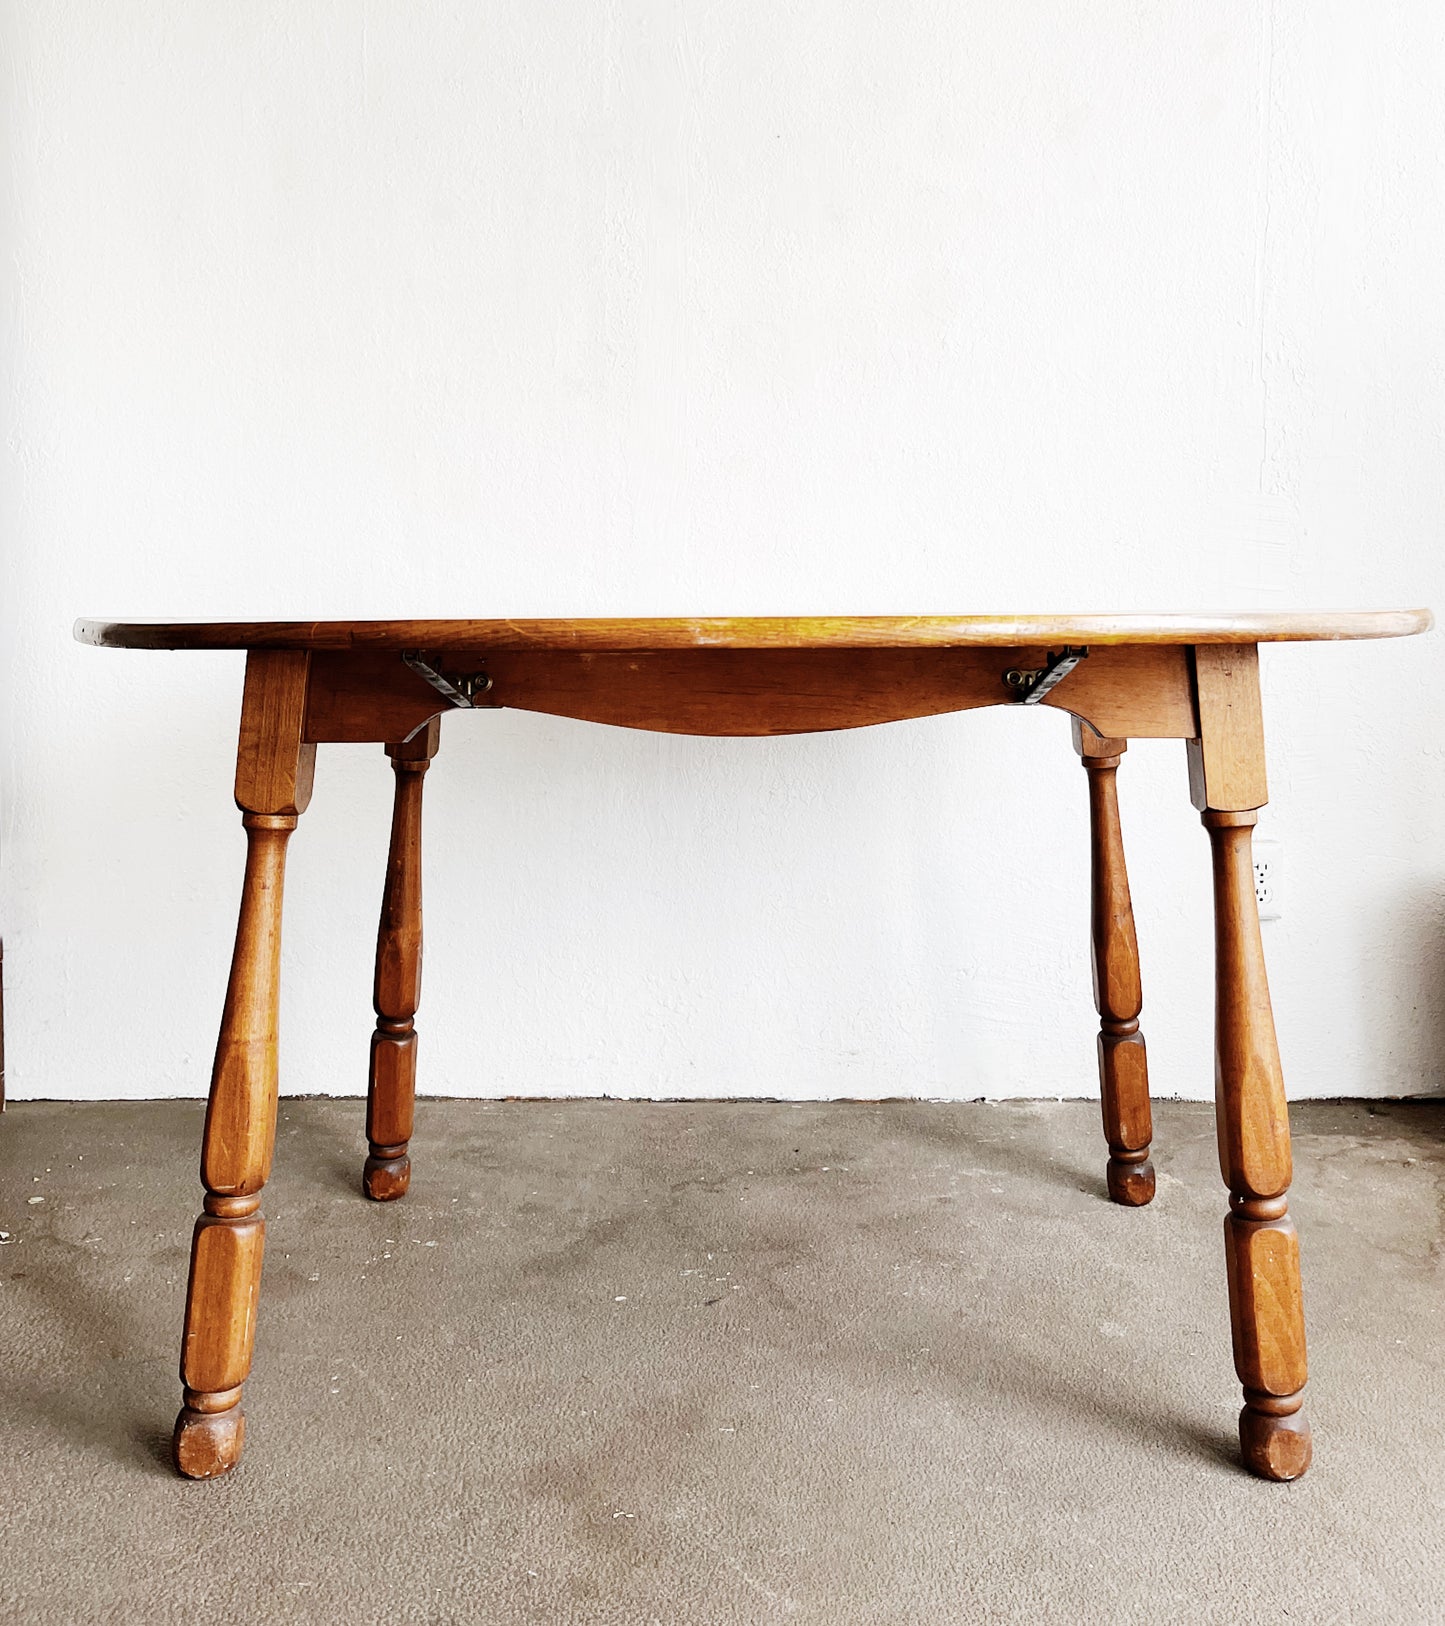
left=174, top=652, right=314, bottom=1479
left=1074, top=720, right=1154, bottom=1205
left=364, top=718, right=439, bottom=1201
left=1190, top=645, right=1310, bottom=1481
left=1205, top=808, right=1310, bottom=1479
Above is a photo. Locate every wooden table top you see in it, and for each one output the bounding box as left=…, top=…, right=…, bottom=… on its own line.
left=74, top=611, right=1433, bottom=653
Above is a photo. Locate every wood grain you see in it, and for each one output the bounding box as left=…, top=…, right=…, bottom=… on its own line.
left=1074, top=721, right=1154, bottom=1206
left=1051, top=645, right=1196, bottom=740
left=117, top=603, right=1420, bottom=1485
left=364, top=720, right=439, bottom=1201
left=200, top=815, right=294, bottom=1199
left=234, top=650, right=316, bottom=816
left=173, top=653, right=311, bottom=1479
left=481, top=648, right=1014, bottom=736
left=1203, top=804, right=1310, bottom=1481
left=179, top=1209, right=264, bottom=1396
left=1187, top=644, right=1268, bottom=813
left=304, top=651, right=451, bottom=745
left=301, top=643, right=1198, bottom=743
left=74, top=608, right=1434, bottom=653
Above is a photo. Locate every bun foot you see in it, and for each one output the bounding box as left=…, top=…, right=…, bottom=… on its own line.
left=1239, top=1403, right=1312, bottom=1481
left=1106, top=1155, right=1156, bottom=1207
left=363, top=1148, right=410, bottom=1201
left=172, top=1405, right=245, bottom=1479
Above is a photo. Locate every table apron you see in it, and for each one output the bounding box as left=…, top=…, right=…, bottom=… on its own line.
left=301, top=644, right=1200, bottom=744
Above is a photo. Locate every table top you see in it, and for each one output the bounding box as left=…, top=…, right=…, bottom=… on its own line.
left=73, top=611, right=1433, bottom=653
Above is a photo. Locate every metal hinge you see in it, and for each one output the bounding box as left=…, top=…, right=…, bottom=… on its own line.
left=1004, top=645, right=1089, bottom=705
left=402, top=652, right=493, bottom=708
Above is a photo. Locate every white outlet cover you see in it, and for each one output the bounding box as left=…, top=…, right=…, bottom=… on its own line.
left=1253, top=838, right=1282, bottom=922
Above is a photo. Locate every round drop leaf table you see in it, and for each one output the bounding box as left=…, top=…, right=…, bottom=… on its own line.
left=75, top=610, right=1433, bottom=1483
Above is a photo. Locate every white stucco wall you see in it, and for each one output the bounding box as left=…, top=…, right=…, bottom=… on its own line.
left=2, top=2, right=1441, bottom=1103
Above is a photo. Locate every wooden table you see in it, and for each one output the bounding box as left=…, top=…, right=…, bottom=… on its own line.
left=77, top=611, right=1432, bottom=1484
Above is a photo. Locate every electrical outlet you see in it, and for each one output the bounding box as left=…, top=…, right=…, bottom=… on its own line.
left=1253, top=839, right=1282, bottom=922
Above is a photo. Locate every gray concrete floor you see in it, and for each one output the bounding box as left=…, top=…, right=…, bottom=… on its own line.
left=2, top=1097, right=1444, bottom=1625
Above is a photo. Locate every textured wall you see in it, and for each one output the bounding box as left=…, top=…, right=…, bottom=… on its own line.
left=3, top=2, right=1441, bottom=1102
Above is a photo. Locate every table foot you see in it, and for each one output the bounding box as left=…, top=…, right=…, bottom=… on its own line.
left=173, top=1398, right=246, bottom=1479
left=1105, top=1150, right=1155, bottom=1206
left=1239, top=1394, right=1312, bottom=1481
left=363, top=1142, right=411, bottom=1201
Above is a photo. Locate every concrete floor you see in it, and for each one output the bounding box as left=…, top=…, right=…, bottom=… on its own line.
left=2, top=1097, right=1443, bottom=1625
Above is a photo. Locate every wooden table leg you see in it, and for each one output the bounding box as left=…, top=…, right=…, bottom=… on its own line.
left=1190, top=646, right=1310, bottom=1480
left=363, top=719, right=439, bottom=1201
left=173, top=652, right=314, bottom=1478
left=1075, top=721, right=1154, bottom=1205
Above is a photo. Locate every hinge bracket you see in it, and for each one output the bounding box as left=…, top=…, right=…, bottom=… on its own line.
left=402, top=651, right=492, bottom=708
left=1004, top=646, right=1089, bottom=705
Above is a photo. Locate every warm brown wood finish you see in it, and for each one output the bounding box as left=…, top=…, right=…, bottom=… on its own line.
left=1205, top=809, right=1310, bottom=1479
left=1190, top=646, right=1311, bottom=1481
left=303, top=651, right=450, bottom=744
left=75, top=609, right=1432, bottom=652
left=301, top=643, right=1199, bottom=742
left=1074, top=721, right=1154, bottom=1206
left=1187, top=645, right=1269, bottom=813
left=76, top=611, right=1430, bottom=1485
left=364, top=719, right=440, bottom=1201
left=172, top=652, right=312, bottom=1479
